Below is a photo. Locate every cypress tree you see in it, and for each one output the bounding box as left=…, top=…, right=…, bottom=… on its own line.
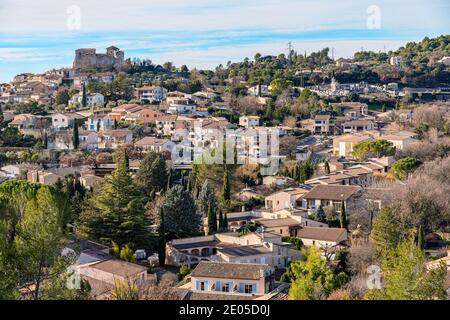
left=158, top=206, right=166, bottom=267
left=293, top=165, right=298, bottom=181
left=73, top=121, right=79, bottom=149
left=222, top=166, right=231, bottom=203
left=166, top=170, right=172, bottom=192
left=124, top=150, right=130, bottom=171
left=218, top=209, right=224, bottom=230
left=207, top=203, right=217, bottom=235
left=324, top=160, right=330, bottom=174
left=43, top=132, right=48, bottom=149
left=340, top=202, right=347, bottom=230
left=417, top=225, right=424, bottom=249
left=218, top=209, right=226, bottom=231
left=186, top=176, right=191, bottom=192
left=82, top=83, right=87, bottom=109
left=196, top=180, right=217, bottom=217
left=223, top=212, right=228, bottom=230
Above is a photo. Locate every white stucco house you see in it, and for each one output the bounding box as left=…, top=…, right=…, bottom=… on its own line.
left=70, top=92, right=105, bottom=107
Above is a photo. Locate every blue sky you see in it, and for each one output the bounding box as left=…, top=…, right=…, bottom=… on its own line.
left=0, top=0, right=449, bottom=83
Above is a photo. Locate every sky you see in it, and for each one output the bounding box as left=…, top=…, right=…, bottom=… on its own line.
left=0, top=0, right=449, bottom=83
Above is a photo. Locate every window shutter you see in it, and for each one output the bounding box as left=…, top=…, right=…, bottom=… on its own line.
left=252, top=284, right=256, bottom=293
left=196, top=280, right=200, bottom=291
left=216, top=281, right=221, bottom=292
left=204, top=281, right=209, bottom=291
left=239, top=283, right=245, bottom=293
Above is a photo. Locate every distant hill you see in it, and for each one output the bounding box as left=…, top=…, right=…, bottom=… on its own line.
left=218, top=35, right=450, bottom=88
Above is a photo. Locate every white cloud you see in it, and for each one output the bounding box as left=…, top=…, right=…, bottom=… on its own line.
left=0, top=0, right=447, bottom=33
left=0, top=48, right=64, bottom=62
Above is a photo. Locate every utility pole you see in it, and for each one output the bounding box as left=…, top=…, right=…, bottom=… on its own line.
left=286, top=41, right=293, bottom=66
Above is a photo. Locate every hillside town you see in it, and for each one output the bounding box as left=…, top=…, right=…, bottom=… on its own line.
left=0, top=35, right=450, bottom=302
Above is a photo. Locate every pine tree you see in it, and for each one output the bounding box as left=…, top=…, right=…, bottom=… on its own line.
left=159, top=185, right=201, bottom=238
left=136, top=151, right=167, bottom=200
left=371, top=207, right=403, bottom=255
left=72, top=121, right=79, bottom=149
left=0, top=181, right=74, bottom=299
left=315, top=205, right=326, bottom=223
left=365, top=236, right=447, bottom=300
left=80, top=147, right=148, bottom=247
left=207, top=203, right=217, bottom=235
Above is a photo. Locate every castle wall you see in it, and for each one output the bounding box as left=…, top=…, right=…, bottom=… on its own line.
left=73, top=48, right=124, bottom=73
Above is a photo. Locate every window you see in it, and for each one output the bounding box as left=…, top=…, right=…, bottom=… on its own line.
left=222, top=283, right=230, bottom=292
left=200, top=281, right=207, bottom=291
left=244, top=284, right=254, bottom=294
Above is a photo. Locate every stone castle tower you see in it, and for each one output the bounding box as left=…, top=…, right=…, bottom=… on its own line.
left=73, top=46, right=124, bottom=73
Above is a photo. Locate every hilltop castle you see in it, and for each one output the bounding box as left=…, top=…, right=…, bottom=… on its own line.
left=73, top=46, right=124, bottom=73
